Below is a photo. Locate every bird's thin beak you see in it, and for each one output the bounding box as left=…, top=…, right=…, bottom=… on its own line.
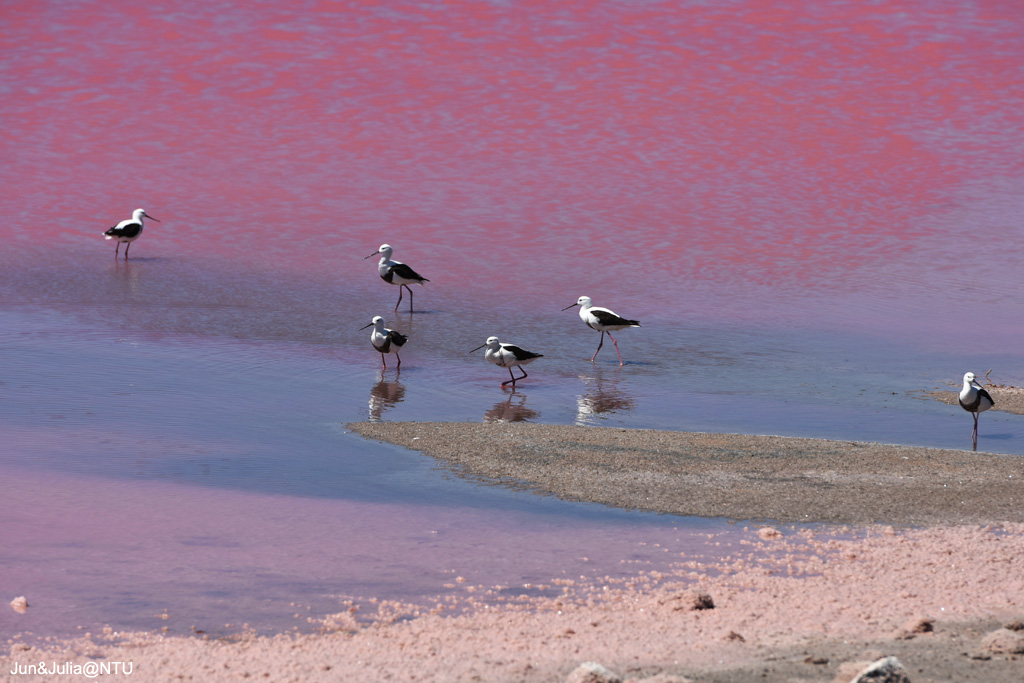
left=468, top=344, right=486, bottom=354
left=359, top=323, right=374, bottom=331
left=363, top=250, right=380, bottom=260
left=561, top=303, right=579, bottom=311
left=144, top=213, right=160, bottom=222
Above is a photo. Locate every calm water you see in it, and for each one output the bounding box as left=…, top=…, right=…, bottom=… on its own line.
left=2, top=0, right=1023, bottom=638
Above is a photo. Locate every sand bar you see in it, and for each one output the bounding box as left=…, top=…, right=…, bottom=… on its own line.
left=926, top=384, right=1024, bottom=415
left=347, top=422, right=1024, bottom=526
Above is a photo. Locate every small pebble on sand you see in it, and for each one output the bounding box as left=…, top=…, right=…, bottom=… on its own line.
left=10, top=596, right=28, bottom=614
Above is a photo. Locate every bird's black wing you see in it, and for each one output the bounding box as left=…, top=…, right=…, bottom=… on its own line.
left=505, top=344, right=542, bottom=361
left=591, top=309, right=640, bottom=327
left=105, top=223, right=142, bottom=239
left=959, top=392, right=993, bottom=412
left=387, top=330, right=408, bottom=348
left=388, top=263, right=429, bottom=283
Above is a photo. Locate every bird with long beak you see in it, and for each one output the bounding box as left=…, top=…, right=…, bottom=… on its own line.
left=469, top=336, right=543, bottom=388
left=363, top=244, right=429, bottom=313
left=562, top=295, right=640, bottom=366
left=958, top=371, right=995, bottom=451
left=104, top=208, right=159, bottom=259
left=360, top=316, right=408, bottom=370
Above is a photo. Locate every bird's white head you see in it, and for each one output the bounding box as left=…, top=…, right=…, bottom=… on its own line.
left=364, top=244, right=393, bottom=260
left=360, top=316, right=386, bottom=331
left=134, top=208, right=159, bottom=222
left=469, top=336, right=501, bottom=353
left=561, top=296, right=593, bottom=313
left=963, top=372, right=978, bottom=385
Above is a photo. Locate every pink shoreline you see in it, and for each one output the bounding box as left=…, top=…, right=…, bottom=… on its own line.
left=0, top=462, right=745, bottom=640
left=6, top=523, right=1024, bottom=681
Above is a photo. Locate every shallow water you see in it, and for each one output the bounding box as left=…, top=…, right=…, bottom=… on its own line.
left=0, top=306, right=766, bottom=637
left=2, top=0, right=1023, bottom=638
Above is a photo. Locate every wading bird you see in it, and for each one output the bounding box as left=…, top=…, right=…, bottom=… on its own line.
left=104, top=208, right=159, bottom=259
left=360, top=316, right=408, bottom=370
left=469, top=336, right=543, bottom=388
left=958, top=371, right=994, bottom=451
left=364, top=244, right=429, bottom=313
left=562, top=295, right=640, bottom=366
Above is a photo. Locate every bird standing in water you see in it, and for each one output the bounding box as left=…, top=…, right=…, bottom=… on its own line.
left=360, top=316, right=408, bottom=370
left=470, top=336, right=543, bottom=388
left=562, top=295, right=640, bottom=366
left=104, top=208, right=159, bottom=259
left=364, top=244, right=429, bottom=313
left=958, top=371, right=994, bottom=451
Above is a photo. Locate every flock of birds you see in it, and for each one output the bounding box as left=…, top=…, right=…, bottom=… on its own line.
left=104, top=209, right=997, bottom=449
left=360, top=242, right=641, bottom=385
left=102, top=210, right=641, bottom=385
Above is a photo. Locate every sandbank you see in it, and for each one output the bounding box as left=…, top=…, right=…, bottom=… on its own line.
left=348, top=422, right=1024, bottom=526
left=926, top=384, right=1024, bottom=416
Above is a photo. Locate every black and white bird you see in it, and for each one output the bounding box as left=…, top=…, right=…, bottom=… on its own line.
left=958, top=371, right=995, bottom=451
left=469, top=336, right=543, bottom=388
left=360, top=316, right=408, bottom=370
left=562, top=295, right=640, bottom=366
left=104, top=208, right=159, bottom=259
left=363, top=244, right=429, bottom=313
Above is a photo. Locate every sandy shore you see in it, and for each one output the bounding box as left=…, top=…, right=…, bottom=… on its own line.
left=349, top=422, right=1024, bottom=526
left=926, top=384, right=1024, bottom=416
left=6, top=423, right=1024, bottom=682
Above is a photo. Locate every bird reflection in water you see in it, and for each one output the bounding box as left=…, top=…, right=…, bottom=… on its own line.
left=368, top=375, right=406, bottom=421
left=484, top=393, right=539, bottom=423
left=110, top=259, right=144, bottom=297
left=575, top=368, right=636, bottom=425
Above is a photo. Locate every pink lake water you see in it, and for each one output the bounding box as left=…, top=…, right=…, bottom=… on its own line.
left=2, top=0, right=1023, bottom=639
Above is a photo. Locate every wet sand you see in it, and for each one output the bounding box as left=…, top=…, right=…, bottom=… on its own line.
left=926, top=384, right=1024, bottom=416
left=348, top=422, right=1024, bottom=526
left=6, top=424, right=1024, bottom=682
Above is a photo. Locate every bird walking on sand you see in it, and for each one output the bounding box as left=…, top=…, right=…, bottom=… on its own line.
left=959, top=371, right=994, bottom=451
left=469, top=336, right=543, bottom=388
left=104, top=208, right=159, bottom=259
left=562, top=296, right=640, bottom=366
left=364, top=244, right=429, bottom=313
left=360, top=316, right=408, bottom=370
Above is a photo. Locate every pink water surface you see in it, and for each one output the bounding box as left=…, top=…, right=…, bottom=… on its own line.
left=2, top=0, right=1023, bottom=338
left=2, top=0, right=1024, bottom=639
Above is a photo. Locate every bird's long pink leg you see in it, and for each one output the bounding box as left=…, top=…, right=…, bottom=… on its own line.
left=394, top=287, right=403, bottom=312
left=591, top=331, right=605, bottom=361
left=406, top=285, right=414, bottom=313
left=608, top=332, right=624, bottom=366
left=381, top=354, right=387, bottom=370
left=396, top=353, right=401, bottom=369
left=972, top=413, right=979, bottom=451
left=115, top=243, right=120, bottom=258
left=125, top=242, right=131, bottom=259
left=502, top=367, right=517, bottom=386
